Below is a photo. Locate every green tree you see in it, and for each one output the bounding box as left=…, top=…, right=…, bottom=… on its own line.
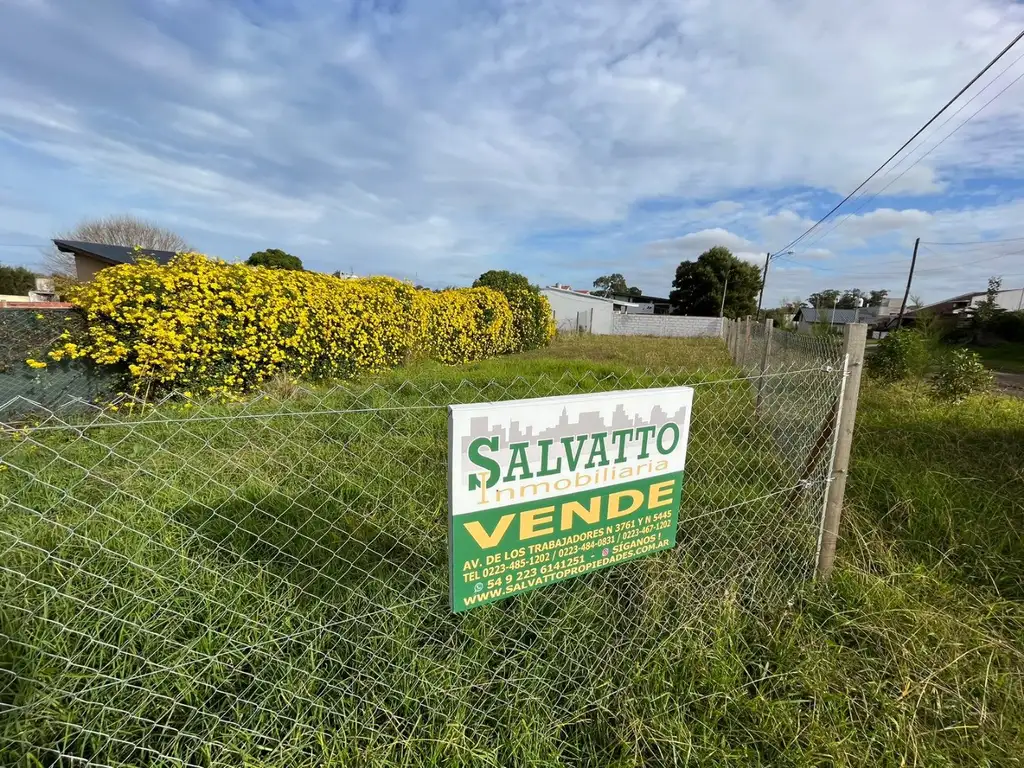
left=974, top=276, right=1005, bottom=326
left=592, top=274, right=642, bottom=298
left=837, top=289, right=868, bottom=309
left=669, top=246, right=761, bottom=318
left=473, top=270, right=536, bottom=294
left=868, top=289, right=889, bottom=307
left=807, top=289, right=841, bottom=309
left=0, top=264, right=36, bottom=295
left=247, top=249, right=303, bottom=271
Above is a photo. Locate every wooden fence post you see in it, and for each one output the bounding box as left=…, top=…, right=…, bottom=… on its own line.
left=755, top=318, right=774, bottom=416
left=816, top=322, right=868, bottom=578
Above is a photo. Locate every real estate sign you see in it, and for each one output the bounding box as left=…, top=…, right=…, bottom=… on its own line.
left=448, top=386, right=694, bottom=612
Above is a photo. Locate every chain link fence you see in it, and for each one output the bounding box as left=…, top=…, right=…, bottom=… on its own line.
left=0, top=307, right=117, bottom=421
left=1, top=331, right=848, bottom=767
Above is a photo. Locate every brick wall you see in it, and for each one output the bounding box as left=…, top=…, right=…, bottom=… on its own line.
left=609, top=313, right=723, bottom=338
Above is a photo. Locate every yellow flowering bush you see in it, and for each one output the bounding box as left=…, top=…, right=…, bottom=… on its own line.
left=416, top=288, right=515, bottom=365
left=52, top=253, right=553, bottom=396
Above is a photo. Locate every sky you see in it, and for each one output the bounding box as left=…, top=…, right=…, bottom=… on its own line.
left=2, top=0, right=1024, bottom=305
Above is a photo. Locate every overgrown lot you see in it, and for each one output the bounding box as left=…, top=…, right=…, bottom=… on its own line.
left=1, top=335, right=1021, bottom=767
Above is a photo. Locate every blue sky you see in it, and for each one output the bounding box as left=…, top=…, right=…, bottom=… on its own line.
left=2, top=0, right=1024, bottom=304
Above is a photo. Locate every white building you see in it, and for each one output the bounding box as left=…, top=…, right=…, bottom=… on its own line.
left=540, top=287, right=628, bottom=334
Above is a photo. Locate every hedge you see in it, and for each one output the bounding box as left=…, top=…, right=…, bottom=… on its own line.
left=49, top=253, right=554, bottom=396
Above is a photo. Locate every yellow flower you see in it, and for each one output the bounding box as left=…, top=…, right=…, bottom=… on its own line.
left=25, top=358, right=47, bottom=369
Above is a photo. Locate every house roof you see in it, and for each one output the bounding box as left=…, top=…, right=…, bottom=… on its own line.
left=610, top=292, right=673, bottom=304
left=795, top=307, right=881, bottom=324
left=541, top=286, right=622, bottom=304
left=53, top=239, right=180, bottom=266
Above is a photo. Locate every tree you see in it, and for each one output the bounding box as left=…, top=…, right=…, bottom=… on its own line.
left=837, top=289, right=868, bottom=309
left=970, top=276, right=1003, bottom=342
left=868, top=289, right=889, bottom=307
left=807, top=289, right=841, bottom=309
left=473, top=270, right=536, bottom=294
left=0, top=264, right=36, bottom=295
left=669, top=246, right=761, bottom=318
left=592, top=273, right=642, bottom=298
left=49, top=214, right=191, bottom=275
left=247, top=249, right=303, bottom=271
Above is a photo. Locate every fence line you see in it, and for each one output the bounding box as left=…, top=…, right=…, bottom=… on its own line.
left=1, top=329, right=852, bottom=767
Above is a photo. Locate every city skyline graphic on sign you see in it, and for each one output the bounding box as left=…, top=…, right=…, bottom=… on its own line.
left=459, top=403, right=689, bottom=463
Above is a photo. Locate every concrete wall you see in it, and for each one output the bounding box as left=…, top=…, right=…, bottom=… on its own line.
left=610, top=314, right=722, bottom=338
left=541, top=289, right=615, bottom=334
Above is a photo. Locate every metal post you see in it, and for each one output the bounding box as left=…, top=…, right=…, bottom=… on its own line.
left=755, top=318, right=774, bottom=417
left=816, top=322, right=868, bottom=578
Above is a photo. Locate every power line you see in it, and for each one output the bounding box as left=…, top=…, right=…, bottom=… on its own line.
left=770, top=27, right=1024, bottom=258
left=785, top=49, right=1024, bottom=258
left=920, top=235, right=1024, bottom=246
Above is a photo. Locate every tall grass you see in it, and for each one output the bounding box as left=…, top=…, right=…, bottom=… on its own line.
left=1, top=336, right=1021, bottom=766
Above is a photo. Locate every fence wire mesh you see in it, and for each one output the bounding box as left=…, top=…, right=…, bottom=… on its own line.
left=1, top=332, right=846, bottom=767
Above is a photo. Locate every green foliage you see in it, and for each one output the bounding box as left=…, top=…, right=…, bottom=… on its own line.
left=989, top=310, right=1024, bottom=343
left=2, top=337, right=1022, bottom=765
left=809, top=289, right=888, bottom=309
left=246, top=248, right=303, bottom=271
left=471, top=271, right=553, bottom=351
left=473, top=269, right=535, bottom=294
left=808, top=289, right=841, bottom=309
left=670, top=246, right=760, bottom=318
left=973, top=276, right=1004, bottom=327
left=592, top=273, right=641, bottom=298
left=867, top=289, right=889, bottom=307
left=932, top=348, right=993, bottom=401
left=868, top=329, right=931, bottom=381
left=0, top=263, right=36, bottom=295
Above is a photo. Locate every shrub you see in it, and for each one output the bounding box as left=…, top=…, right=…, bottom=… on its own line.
left=0, top=263, right=36, bottom=295
left=417, top=287, right=515, bottom=365
left=53, top=253, right=550, bottom=397
left=932, top=348, right=993, bottom=402
left=868, top=329, right=931, bottom=382
left=471, top=270, right=554, bottom=352
left=989, top=310, right=1024, bottom=343
left=506, top=289, right=556, bottom=351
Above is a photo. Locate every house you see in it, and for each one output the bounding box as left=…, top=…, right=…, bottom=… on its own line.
left=792, top=306, right=882, bottom=334
left=540, top=286, right=630, bottom=333
left=885, top=287, right=1024, bottom=330
left=54, top=239, right=180, bottom=282
left=608, top=292, right=675, bottom=315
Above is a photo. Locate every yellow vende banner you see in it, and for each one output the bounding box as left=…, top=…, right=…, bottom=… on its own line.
left=448, top=387, right=694, bottom=612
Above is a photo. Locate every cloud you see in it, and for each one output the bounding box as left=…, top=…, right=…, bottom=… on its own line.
left=648, top=228, right=753, bottom=256
left=0, top=0, right=1022, bottom=300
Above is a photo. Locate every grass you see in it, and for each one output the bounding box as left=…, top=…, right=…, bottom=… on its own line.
left=1, top=335, right=1022, bottom=767
left=968, top=341, right=1024, bottom=374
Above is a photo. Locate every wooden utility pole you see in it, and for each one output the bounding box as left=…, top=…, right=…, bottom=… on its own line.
left=756, top=252, right=770, bottom=319
left=896, top=238, right=920, bottom=329
left=816, top=322, right=868, bottom=578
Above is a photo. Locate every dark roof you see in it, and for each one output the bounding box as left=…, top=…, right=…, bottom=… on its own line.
left=611, top=293, right=673, bottom=304
left=53, top=239, right=179, bottom=266
left=794, top=307, right=881, bottom=324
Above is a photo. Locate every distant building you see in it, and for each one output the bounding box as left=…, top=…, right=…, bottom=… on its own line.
left=54, top=239, right=179, bottom=282
left=884, top=287, right=1024, bottom=330
left=607, top=292, right=675, bottom=315
left=540, top=286, right=629, bottom=333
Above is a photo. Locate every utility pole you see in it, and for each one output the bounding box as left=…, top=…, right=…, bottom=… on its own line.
left=756, top=252, right=770, bottom=319
left=719, top=268, right=730, bottom=318
left=756, top=250, right=792, bottom=320
left=896, top=237, right=920, bottom=329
